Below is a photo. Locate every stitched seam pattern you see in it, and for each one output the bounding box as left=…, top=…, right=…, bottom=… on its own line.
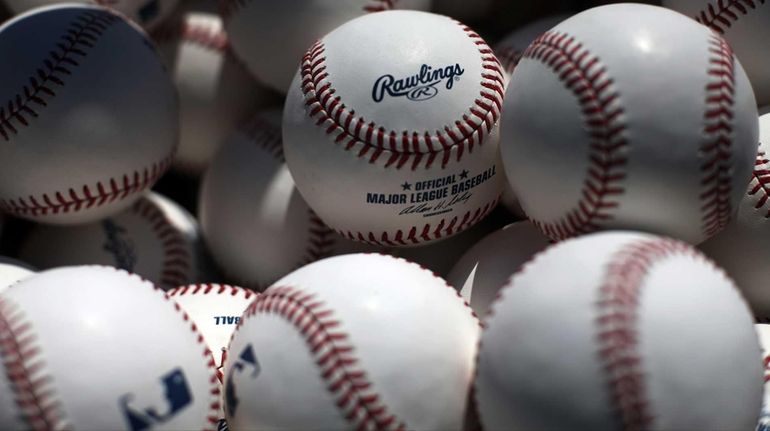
left=495, top=46, right=523, bottom=76
left=597, top=239, right=698, bottom=429
left=163, top=290, right=222, bottom=429
left=167, top=283, right=257, bottom=300
left=0, top=10, right=119, bottom=142
left=131, top=197, right=194, bottom=289
left=300, top=24, right=504, bottom=170
left=152, top=18, right=229, bottom=53
left=700, top=34, right=736, bottom=237
left=362, top=0, right=394, bottom=12
left=523, top=31, right=627, bottom=240
left=242, top=286, right=407, bottom=430
left=0, top=154, right=173, bottom=217
left=0, top=297, right=66, bottom=430
left=335, top=196, right=499, bottom=246
left=695, top=0, right=767, bottom=34
left=748, top=150, right=770, bottom=217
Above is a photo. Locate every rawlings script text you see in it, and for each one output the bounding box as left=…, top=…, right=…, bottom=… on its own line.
left=372, top=63, right=464, bottom=102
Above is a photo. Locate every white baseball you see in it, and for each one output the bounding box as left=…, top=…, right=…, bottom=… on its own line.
left=475, top=231, right=763, bottom=430
left=446, top=221, right=549, bottom=316
left=0, top=5, right=177, bottom=224
left=19, top=191, right=204, bottom=290
left=221, top=0, right=402, bottom=94
left=168, top=283, right=257, bottom=423
left=199, top=109, right=338, bottom=289
left=283, top=10, right=504, bottom=247
left=699, top=113, right=770, bottom=318
left=0, top=266, right=220, bottom=430
left=224, top=253, right=479, bottom=430
left=0, top=257, right=34, bottom=292
left=756, top=324, right=770, bottom=431
left=664, top=0, right=770, bottom=107
left=2, top=0, right=179, bottom=29
left=153, top=12, right=275, bottom=174
left=500, top=4, right=758, bottom=244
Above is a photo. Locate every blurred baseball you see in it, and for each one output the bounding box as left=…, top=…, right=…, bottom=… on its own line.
left=19, top=192, right=204, bottom=290
left=0, top=5, right=177, bottom=224
left=221, top=0, right=394, bottom=93
left=224, top=253, right=479, bottom=430
left=0, top=266, right=220, bottom=429
left=199, top=110, right=335, bottom=289
left=475, top=231, right=762, bottom=430
left=153, top=12, right=275, bottom=174
left=446, top=221, right=549, bottom=316
left=283, top=11, right=504, bottom=246
left=699, top=112, right=770, bottom=318
left=501, top=4, right=758, bottom=244
left=0, top=257, right=34, bottom=292
left=664, top=0, right=770, bottom=107
left=494, top=14, right=567, bottom=82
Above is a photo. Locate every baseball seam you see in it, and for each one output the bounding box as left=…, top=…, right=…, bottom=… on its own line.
left=700, top=34, right=736, bottom=238
left=241, top=285, right=408, bottom=430
left=0, top=297, right=67, bottom=430
left=523, top=31, right=628, bottom=240
left=163, top=290, right=222, bottom=429
left=167, top=282, right=257, bottom=299
left=695, top=0, right=767, bottom=34
left=335, top=196, right=499, bottom=246
left=748, top=150, right=770, bottom=216
left=0, top=154, right=173, bottom=218
left=299, top=23, right=504, bottom=170
left=495, top=46, right=523, bottom=76
left=0, top=10, right=118, bottom=142
left=152, top=17, right=229, bottom=53
left=131, top=197, right=195, bottom=289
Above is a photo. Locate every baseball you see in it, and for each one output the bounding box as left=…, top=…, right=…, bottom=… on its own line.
left=221, top=0, right=426, bottom=94
left=446, top=221, right=549, bottom=316
left=494, top=14, right=567, bottom=82
left=224, top=253, right=479, bottom=430
left=168, top=283, right=258, bottom=423
left=1, top=0, right=179, bottom=29
left=500, top=4, right=758, bottom=244
left=19, top=191, right=204, bottom=290
left=199, top=110, right=336, bottom=289
left=756, top=324, right=770, bottom=430
left=475, top=231, right=763, bottom=430
left=283, top=10, right=504, bottom=247
left=699, top=112, right=770, bottom=319
left=152, top=12, right=275, bottom=175
left=0, top=257, right=34, bottom=292
left=0, top=266, right=220, bottom=429
left=664, top=0, right=770, bottom=107
left=0, top=5, right=177, bottom=224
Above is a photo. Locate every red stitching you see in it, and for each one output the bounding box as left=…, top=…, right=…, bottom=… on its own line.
left=0, top=10, right=119, bottom=142
left=521, top=31, right=627, bottom=240
left=131, top=197, right=194, bottom=289
left=749, top=150, right=770, bottom=217
left=362, top=0, right=395, bottom=12
left=700, top=34, right=736, bottom=237
left=335, top=196, right=499, bottom=246
left=0, top=154, right=173, bottom=218
left=495, top=46, right=522, bottom=76
left=695, top=0, right=767, bottom=34
left=240, top=286, right=407, bottom=430
left=0, top=297, right=66, bottom=430
left=302, top=210, right=335, bottom=265
left=299, top=24, right=504, bottom=170
left=151, top=16, right=229, bottom=53
left=241, top=114, right=285, bottom=162
left=167, top=283, right=257, bottom=300
left=597, top=238, right=703, bottom=429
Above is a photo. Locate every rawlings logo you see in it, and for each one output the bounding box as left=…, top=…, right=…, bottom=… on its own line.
left=372, top=63, right=464, bottom=102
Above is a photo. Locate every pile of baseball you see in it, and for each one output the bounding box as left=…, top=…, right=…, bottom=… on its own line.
left=0, top=0, right=769, bottom=429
